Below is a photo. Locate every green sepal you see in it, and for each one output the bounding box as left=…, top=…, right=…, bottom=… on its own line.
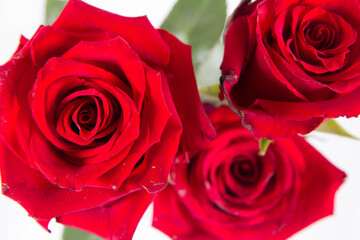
left=258, top=138, right=272, bottom=156
left=315, top=119, right=357, bottom=139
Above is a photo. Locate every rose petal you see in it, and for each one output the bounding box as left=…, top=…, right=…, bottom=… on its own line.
left=129, top=71, right=182, bottom=194
left=30, top=26, right=111, bottom=67
left=53, top=0, right=171, bottom=66
left=253, top=84, right=360, bottom=120
left=270, top=136, right=346, bottom=240
left=241, top=108, right=324, bottom=139
left=158, top=30, right=215, bottom=158
left=220, top=16, right=250, bottom=78
left=266, top=46, right=334, bottom=100
left=0, top=44, right=38, bottom=163
left=61, top=37, right=144, bottom=110
left=13, top=35, right=28, bottom=56
left=0, top=141, right=129, bottom=220
left=56, top=190, right=155, bottom=240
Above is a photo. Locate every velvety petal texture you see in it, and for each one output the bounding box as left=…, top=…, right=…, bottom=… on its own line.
left=153, top=106, right=345, bottom=240
left=0, top=0, right=215, bottom=239
left=221, top=0, right=360, bottom=139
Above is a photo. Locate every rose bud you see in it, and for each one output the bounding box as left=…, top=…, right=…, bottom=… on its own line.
left=0, top=0, right=215, bottom=239
left=153, top=106, right=345, bottom=240
left=221, top=0, right=360, bottom=139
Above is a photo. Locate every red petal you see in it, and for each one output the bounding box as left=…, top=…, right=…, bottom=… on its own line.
left=12, top=35, right=28, bottom=56
left=53, top=0, right=170, bottom=67
left=271, top=136, right=346, bottom=240
left=241, top=108, right=323, bottom=139
left=253, top=84, right=360, bottom=121
left=30, top=26, right=111, bottom=67
left=158, top=30, right=215, bottom=158
left=129, top=71, right=182, bottom=194
left=220, top=16, right=250, bottom=77
left=0, top=43, right=37, bottom=163
left=0, top=141, right=128, bottom=220
left=61, top=37, right=144, bottom=110
left=57, top=190, right=155, bottom=240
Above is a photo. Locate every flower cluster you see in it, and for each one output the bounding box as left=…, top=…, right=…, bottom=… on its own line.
left=0, top=0, right=352, bottom=239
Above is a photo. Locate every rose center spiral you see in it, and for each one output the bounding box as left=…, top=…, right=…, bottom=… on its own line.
left=304, top=23, right=335, bottom=50
left=238, top=161, right=253, bottom=177
left=77, top=103, right=97, bottom=130
left=231, top=159, right=258, bottom=184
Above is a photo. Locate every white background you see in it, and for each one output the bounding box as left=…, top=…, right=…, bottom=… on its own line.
left=1, top=0, right=360, bottom=239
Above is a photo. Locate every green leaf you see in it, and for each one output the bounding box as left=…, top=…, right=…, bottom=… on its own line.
left=198, top=84, right=220, bottom=98
left=63, top=227, right=103, bottom=240
left=315, top=119, right=357, bottom=139
left=198, top=82, right=225, bottom=105
left=161, top=0, right=226, bottom=69
left=258, top=138, right=272, bottom=156
left=45, top=0, right=67, bottom=25
left=196, top=41, right=224, bottom=86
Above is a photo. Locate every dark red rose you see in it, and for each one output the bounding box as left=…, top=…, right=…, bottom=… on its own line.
left=221, top=0, right=360, bottom=139
left=0, top=0, right=215, bottom=239
left=153, top=106, right=345, bottom=240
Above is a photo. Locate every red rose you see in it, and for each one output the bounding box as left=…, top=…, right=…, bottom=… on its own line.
left=153, top=106, right=345, bottom=240
left=221, top=0, right=360, bottom=139
left=0, top=0, right=215, bottom=239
